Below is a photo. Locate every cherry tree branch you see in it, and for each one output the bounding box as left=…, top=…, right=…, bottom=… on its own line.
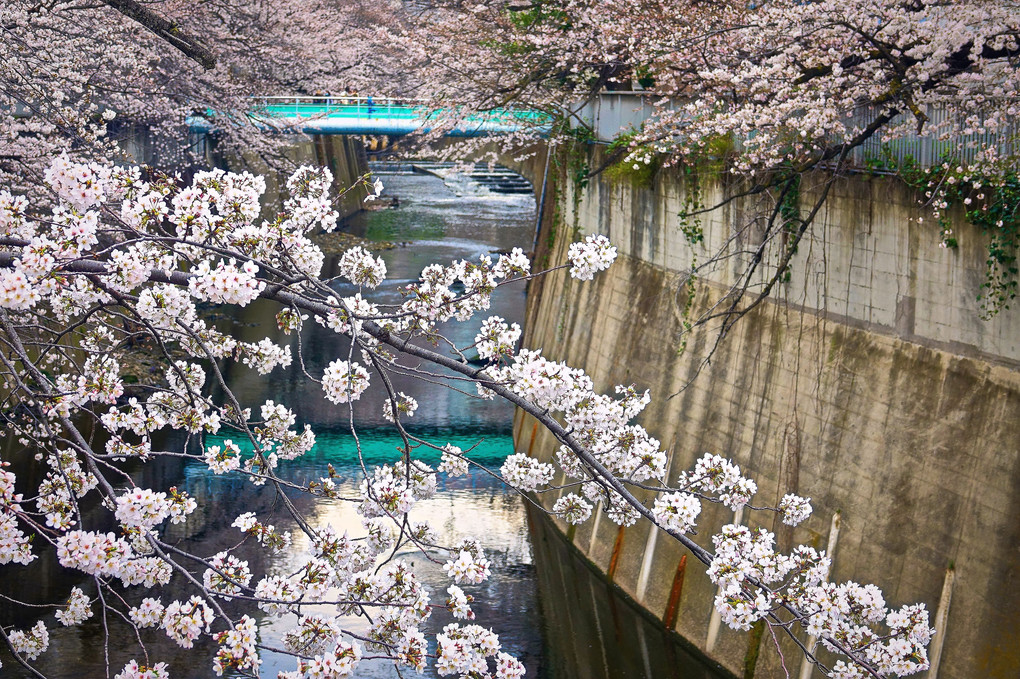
left=99, top=0, right=217, bottom=70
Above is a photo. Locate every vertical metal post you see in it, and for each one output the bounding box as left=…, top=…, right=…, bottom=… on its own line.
left=706, top=506, right=744, bottom=653
left=798, top=512, right=842, bottom=679
left=928, top=566, right=956, bottom=679
left=532, top=143, right=552, bottom=254
left=636, top=521, right=659, bottom=602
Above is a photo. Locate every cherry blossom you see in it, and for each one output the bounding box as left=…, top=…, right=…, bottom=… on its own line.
left=321, top=360, right=371, bottom=404
left=443, top=549, right=492, bottom=585
left=162, top=597, right=215, bottom=649
left=567, top=234, right=619, bottom=281
left=9, top=621, right=49, bottom=660
left=114, top=660, right=170, bottom=679
left=0, top=152, right=938, bottom=679
left=475, top=316, right=522, bottom=360
left=54, top=587, right=93, bottom=627
left=500, top=453, right=556, bottom=492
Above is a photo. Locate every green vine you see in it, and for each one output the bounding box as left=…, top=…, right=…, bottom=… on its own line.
left=778, top=172, right=802, bottom=283
left=673, top=164, right=709, bottom=356
left=554, top=122, right=594, bottom=192
left=871, top=147, right=1020, bottom=318
left=674, top=134, right=736, bottom=246
left=564, top=128, right=594, bottom=238
left=678, top=165, right=705, bottom=246
left=604, top=131, right=662, bottom=189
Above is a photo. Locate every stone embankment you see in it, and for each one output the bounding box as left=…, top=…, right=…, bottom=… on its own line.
left=514, top=146, right=1020, bottom=679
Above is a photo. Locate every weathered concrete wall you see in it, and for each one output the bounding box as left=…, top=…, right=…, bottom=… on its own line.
left=231, top=136, right=369, bottom=221
left=515, top=147, right=1020, bottom=678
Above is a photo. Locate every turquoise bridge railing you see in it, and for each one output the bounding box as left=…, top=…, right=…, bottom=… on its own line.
left=189, top=96, right=549, bottom=137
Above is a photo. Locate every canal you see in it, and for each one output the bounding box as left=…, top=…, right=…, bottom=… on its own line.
left=1, top=165, right=729, bottom=679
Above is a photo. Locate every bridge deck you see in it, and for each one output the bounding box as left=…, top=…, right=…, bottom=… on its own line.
left=190, top=96, right=547, bottom=137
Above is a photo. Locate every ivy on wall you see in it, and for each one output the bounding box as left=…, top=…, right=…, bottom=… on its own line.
left=869, top=149, right=1020, bottom=318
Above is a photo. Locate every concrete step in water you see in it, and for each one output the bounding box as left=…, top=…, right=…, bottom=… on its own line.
left=368, top=161, right=418, bottom=175
left=407, top=162, right=534, bottom=194
left=471, top=179, right=533, bottom=194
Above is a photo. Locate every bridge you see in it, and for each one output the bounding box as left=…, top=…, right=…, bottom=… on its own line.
left=189, top=96, right=549, bottom=137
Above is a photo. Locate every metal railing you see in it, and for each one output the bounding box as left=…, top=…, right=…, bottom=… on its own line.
left=568, top=92, right=676, bottom=142
left=845, top=104, right=1020, bottom=170
left=234, top=96, right=549, bottom=137
left=570, top=92, right=1020, bottom=169
left=254, top=96, right=425, bottom=120
left=253, top=96, right=547, bottom=123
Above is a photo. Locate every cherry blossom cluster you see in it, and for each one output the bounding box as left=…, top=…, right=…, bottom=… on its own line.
left=163, top=597, right=215, bottom=649
left=8, top=621, right=49, bottom=661
left=708, top=524, right=802, bottom=630
left=56, top=530, right=171, bottom=587
left=114, top=661, right=170, bottom=679
left=487, top=357, right=669, bottom=492
left=321, top=360, right=371, bottom=404
left=446, top=585, right=476, bottom=620
left=54, top=587, right=93, bottom=626
left=551, top=493, right=594, bottom=525
left=651, top=492, right=702, bottom=534
left=778, top=493, right=813, bottom=526
left=233, top=512, right=293, bottom=553
left=114, top=487, right=196, bottom=530
left=36, top=451, right=98, bottom=531
left=371, top=248, right=531, bottom=339
left=435, top=623, right=501, bottom=676
left=474, top=315, right=522, bottom=360
left=500, top=453, right=556, bottom=492
left=254, top=401, right=316, bottom=461
left=203, top=440, right=243, bottom=474
left=129, top=598, right=166, bottom=629
left=358, top=462, right=437, bottom=518
left=802, top=586, right=933, bottom=677
left=279, top=640, right=362, bottom=679
left=188, top=259, right=265, bottom=306
left=438, top=444, right=470, bottom=476
left=443, top=545, right=492, bottom=585
left=567, top=234, right=618, bottom=281
left=282, top=614, right=343, bottom=656
left=338, top=246, right=388, bottom=288
left=203, top=552, right=253, bottom=596
left=382, top=392, right=419, bottom=422
left=212, top=615, right=260, bottom=676
left=0, top=464, right=34, bottom=565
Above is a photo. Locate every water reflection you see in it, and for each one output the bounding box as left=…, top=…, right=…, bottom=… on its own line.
left=219, top=171, right=533, bottom=432
left=228, top=432, right=538, bottom=678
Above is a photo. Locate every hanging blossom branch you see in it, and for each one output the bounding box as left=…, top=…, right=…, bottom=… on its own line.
left=0, top=156, right=931, bottom=679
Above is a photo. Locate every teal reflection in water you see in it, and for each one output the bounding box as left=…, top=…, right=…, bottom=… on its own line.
left=204, top=428, right=515, bottom=473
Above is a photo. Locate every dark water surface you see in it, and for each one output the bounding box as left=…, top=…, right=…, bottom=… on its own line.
left=1, top=169, right=728, bottom=679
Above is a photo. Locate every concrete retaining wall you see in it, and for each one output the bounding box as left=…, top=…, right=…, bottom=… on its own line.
left=232, top=135, right=369, bottom=221
left=514, top=146, right=1020, bottom=678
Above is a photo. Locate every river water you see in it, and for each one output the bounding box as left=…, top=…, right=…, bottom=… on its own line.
left=1, top=167, right=728, bottom=679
